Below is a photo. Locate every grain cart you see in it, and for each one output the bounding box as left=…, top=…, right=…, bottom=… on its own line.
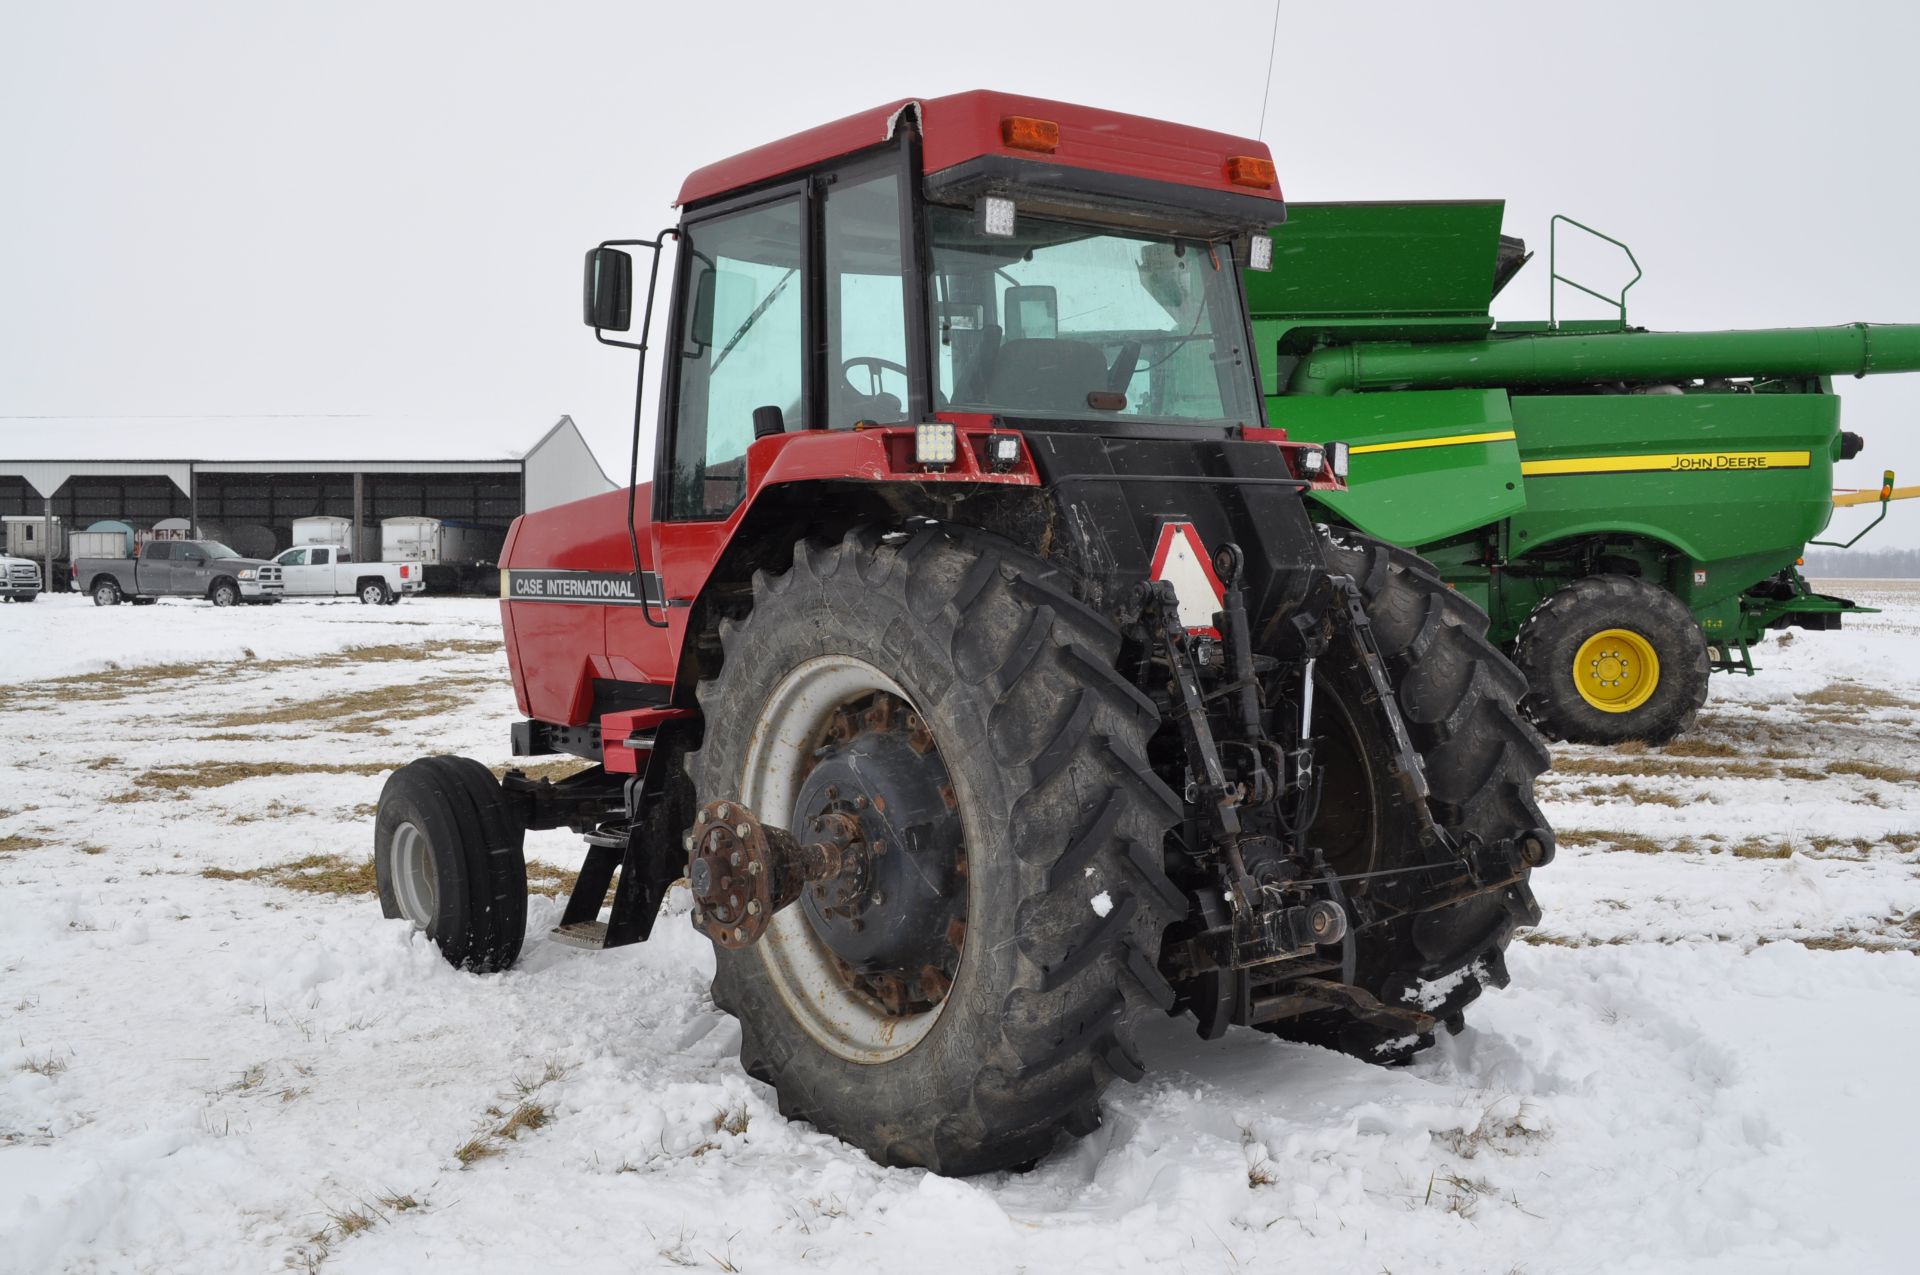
left=1249, top=202, right=1920, bottom=744
left=374, top=93, right=1551, bottom=1175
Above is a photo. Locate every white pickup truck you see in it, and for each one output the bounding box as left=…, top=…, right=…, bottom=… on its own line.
left=270, top=544, right=425, bottom=604
left=1, top=552, right=41, bottom=602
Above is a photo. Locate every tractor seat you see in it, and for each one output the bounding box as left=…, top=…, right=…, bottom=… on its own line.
left=981, top=338, right=1108, bottom=414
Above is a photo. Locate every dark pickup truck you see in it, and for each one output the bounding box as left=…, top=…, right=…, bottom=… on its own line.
left=75, top=540, right=285, bottom=606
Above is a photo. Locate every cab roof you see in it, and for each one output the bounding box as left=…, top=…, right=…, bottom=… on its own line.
left=675, top=90, right=1284, bottom=212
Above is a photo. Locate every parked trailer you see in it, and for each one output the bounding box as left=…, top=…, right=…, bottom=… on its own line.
left=2, top=514, right=64, bottom=561
left=68, top=531, right=131, bottom=560
left=379, top=516, right=505, bottom=593
left=378, top=516, right=503, bottom=566
left=292, top=516, right=354, bottom=547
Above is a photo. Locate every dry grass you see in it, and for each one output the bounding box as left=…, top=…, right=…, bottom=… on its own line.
left=1799, top=682, right=1917, bottom=710
left=1555, top=829, right=1695, bottom=855
left=526, top=859, right=584, bottom=899
left=19, top=1051, right=68, bottom=1078
left=201, top=853, right=377, bottom=896
left=126, top=760, right=396, bottom=796
left=494, top=759, right=594, bottom=783
left=713, top=1102, right=751, bottom=1137
left=1435, top=1102, right=1550, bottom=1158
left=494, top=1101, right=551, bottom=1140
left=204, top=678, right=494, bottom=728
left=76, top=844, right=107, bottom=856
left=1569, top=782, right=1687, bottom=808
left=1827, top=760, right=1917, bottom=784
left=453, top=1136, right=502, bottom=1167
left=0, top=834, right=49, bottom=853
left=1658, top=738, right=1741, bottom=758
left=1728, top=837, right=1795, bottom=860
left=1552, top=756, right=1776, bottom=780
left=0, top=639, right=502, bottom=711
left=1804, top=832, right=1920, bottom=855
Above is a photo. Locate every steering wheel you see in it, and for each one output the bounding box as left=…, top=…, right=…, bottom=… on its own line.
left=842, top=356, right=911, bottom=396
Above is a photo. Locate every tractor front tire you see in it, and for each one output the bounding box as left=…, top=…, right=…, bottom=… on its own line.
left=1284, top=530, right=1553, bottom=1062
left=374, top=756, right=528, bottom=972
left=1512, top=575, right=1710, bottom=745
left=689, top=526, right=1182, bottom=1176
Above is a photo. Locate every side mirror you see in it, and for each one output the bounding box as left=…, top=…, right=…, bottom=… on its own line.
left=583, top=246, right=634, bottom=331
left=1004, top=284, right=1058, bottom=341
left=688, top=266, right=717, bottom=351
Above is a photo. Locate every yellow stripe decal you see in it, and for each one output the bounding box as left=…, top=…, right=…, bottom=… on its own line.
left=1349, top=429, right=1517, bottom=456
left=1520, top=450, right=1812, bottom=477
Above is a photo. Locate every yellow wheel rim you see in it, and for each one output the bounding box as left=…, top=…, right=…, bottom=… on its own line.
left=1573, top=628, right=1660, bottom=713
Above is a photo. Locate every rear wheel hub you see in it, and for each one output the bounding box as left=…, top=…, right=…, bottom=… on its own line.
left=793, top=694, right=966, bottom=1015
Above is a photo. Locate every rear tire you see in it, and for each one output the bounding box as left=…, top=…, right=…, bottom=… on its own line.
left=1280, top=530, right=1552, bottom=1062
left=92, top=580, right=121, bottom=606
left=690, top=525, right=1181, bottom=1175
left=359, top=580, right=391, bottom=605
left=1512, top=575, right=1710, bottom=744
left=374, top=756, right=528, bottom=972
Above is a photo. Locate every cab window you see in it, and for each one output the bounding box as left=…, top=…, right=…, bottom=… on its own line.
left=824, top=168, right=908, bottom=428
left=281, top=548, right=307, bottom=566
left=667, top=197, right=804, bottom=520
left=311, top=549, right=331, bottom=565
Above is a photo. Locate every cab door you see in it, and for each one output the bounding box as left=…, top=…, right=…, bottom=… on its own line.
left=138, top=541, right=175, bottom=593
left=276, top=547, right=323, bottom=594
left=176, top=543, right=213, bottom=595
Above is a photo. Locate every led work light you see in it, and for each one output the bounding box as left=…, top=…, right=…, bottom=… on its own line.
left=1248, top=235, right=1273, bottom=272
left=977, top=195, right=1017, bottom=238
left=916, top=422, right=958, bottom=468
left=1297, top=447, right=1325, bottom=478
left=1327, top=441, right=1351, bottom=481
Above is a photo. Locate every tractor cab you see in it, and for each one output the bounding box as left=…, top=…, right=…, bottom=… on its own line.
left=582, top=91, right=1302, bottom=526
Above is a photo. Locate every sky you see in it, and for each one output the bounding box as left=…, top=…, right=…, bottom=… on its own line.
left=5, top=0, right=1920, bottom=542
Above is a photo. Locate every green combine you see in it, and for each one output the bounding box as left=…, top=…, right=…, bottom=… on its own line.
left=1252, top=202, right=1917, bottom=743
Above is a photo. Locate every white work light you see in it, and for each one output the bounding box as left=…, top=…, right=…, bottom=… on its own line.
left=977, top=195, right=1017, bottom=238
left=1327, top=440, right=1351, bottom=480
left=1248, top=234, right=1273, bottom=272
left=1297, top=446, right=1325, bottom=478
left=988, top=433, right=1022, bottom=472
left=915, top=422, right=958, bottom=468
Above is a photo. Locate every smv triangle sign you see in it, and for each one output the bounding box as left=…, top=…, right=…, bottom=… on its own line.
left=1148, top=522, right=1225, bottom=636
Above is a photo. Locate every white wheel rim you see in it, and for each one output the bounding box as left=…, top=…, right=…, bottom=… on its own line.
left=363, top=585, right=381, bottom=603
left=391, top=820, right=436, bottom=927
left=739, top=654, right=955, bottom=1064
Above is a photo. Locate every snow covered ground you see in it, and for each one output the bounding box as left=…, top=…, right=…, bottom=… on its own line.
left=3, top=586, right=1917, bottom=1274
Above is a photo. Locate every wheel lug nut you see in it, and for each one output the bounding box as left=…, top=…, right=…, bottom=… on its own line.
left=730, top=851, right=741, bottom=866
left=747, top=861, right=761, bottom=876
left=870, top=891, right=884, bottom=906
left=747, top=901, right=761, bottom=916
left=735, top=823, right=750, bottom=838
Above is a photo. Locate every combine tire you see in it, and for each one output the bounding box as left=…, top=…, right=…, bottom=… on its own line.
left=689, top=526, right=1181, bottom=1175
left=1512, top=575, right=1710, bottom=745
left=374, top=756, right=528, bottom=972
left=1280, top=531, right=1552, bottom=1063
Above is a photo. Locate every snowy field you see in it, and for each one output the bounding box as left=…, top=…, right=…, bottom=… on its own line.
left=3, top=586, right=1918, bottom=1274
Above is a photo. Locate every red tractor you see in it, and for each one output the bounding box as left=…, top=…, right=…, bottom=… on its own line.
left=373, top=91, right=1553, bottom=1175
